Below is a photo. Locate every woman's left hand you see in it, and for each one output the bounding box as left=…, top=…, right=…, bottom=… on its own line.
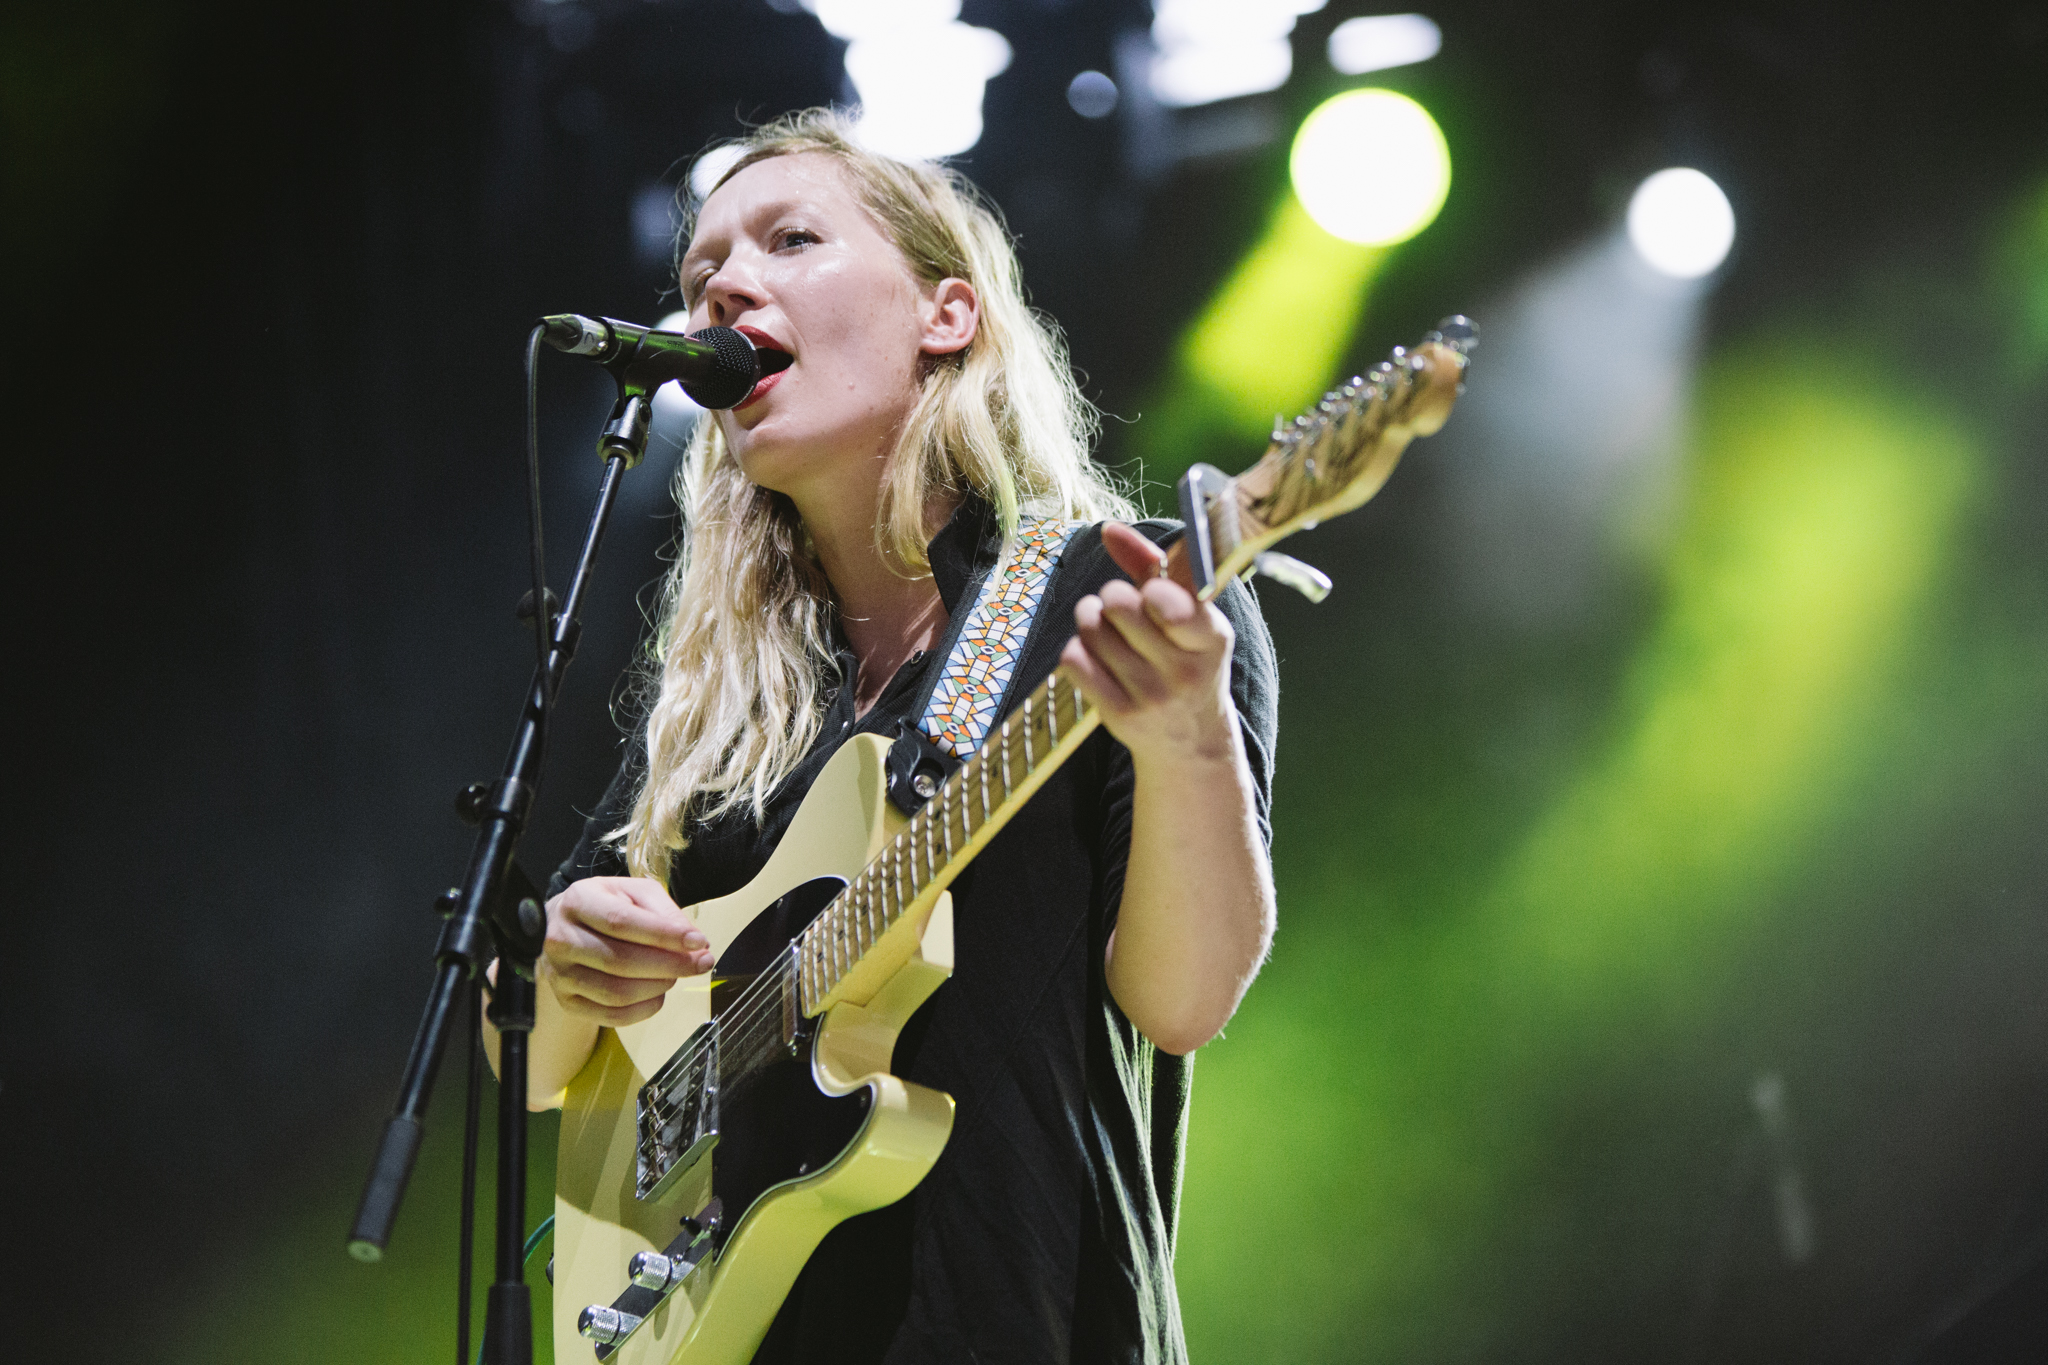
left=1058, top=521, right=1238, bottom=771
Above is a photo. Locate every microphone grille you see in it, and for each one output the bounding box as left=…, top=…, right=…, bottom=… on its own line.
left=685, top=327, right=762, bottom=409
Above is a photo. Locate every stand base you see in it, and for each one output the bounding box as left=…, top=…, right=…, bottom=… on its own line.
left=483, top=1282, right=533, bottom=1364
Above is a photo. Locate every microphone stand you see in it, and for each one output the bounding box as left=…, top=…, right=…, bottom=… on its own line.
left=347, top=384, right=658, bottom=1364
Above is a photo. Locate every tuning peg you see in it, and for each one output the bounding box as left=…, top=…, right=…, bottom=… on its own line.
left=1252, top=551, right=1333, bottom=603
left=1424, top=314, right=1479, bottom=355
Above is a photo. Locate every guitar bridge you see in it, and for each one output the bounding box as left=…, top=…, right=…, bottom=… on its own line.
left=636, top=1022, right=719, bottom=1201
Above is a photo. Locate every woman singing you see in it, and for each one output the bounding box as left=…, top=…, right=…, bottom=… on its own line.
left=492, top=109, right=1278, bottom=1364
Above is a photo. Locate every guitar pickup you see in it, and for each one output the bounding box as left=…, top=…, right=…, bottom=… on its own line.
left=635, top=1022, right=719, bottom=1201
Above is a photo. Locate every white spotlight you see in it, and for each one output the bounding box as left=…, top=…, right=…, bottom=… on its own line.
left=1327, top=14, right=1441, bottom=75
left=800, top=0, right=1010, bottom=160
left=1147, top=0, right=1327, bottom=108
left=689, top=144, right=746, bottom=203
left=1626, top=168, right=1735, bottom=279
left=845, top=22, right=1011, bottom=160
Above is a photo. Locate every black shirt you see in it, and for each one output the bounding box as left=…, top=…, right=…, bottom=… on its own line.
left=550, top=500, right=1279, bottom=1364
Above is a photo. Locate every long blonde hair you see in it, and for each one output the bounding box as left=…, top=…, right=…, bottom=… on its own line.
left=618, top=109, right=1137, bottom=879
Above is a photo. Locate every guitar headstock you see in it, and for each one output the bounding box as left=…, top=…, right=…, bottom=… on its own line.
left=1175, top=315, right=1477, bottom=598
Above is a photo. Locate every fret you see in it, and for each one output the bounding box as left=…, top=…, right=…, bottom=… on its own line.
left=1022, top=695, right=1035, bottom=766
left=940, top=781, right=956, bottom=860
left=978, top=749, right=990, bottom=824
left=999, top=719, right=1013, bottom=793
left=1046, top=678, right=1061, bottom=742
left=893, top=833, right=906, bottom=920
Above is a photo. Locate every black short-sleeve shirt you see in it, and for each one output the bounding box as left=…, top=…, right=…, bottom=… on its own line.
left=550, top=499, right=1279, bottom=1365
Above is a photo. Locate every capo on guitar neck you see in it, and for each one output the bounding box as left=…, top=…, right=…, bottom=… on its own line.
left=1176, top=463, right=1333, bottom=605
left=1176, top=463, right=1234, bottom=596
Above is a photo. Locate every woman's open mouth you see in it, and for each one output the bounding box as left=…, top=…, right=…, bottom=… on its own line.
left=734, top=329, right=793, bottom=410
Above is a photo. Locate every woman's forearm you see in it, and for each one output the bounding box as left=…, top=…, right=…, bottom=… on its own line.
left=482, top=960, right=603, bottom=1110
left=1106, top=730, right=1275, bottom=1055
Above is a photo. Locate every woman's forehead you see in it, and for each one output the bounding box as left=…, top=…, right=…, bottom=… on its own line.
left=694, top=152, right=856, bottom=235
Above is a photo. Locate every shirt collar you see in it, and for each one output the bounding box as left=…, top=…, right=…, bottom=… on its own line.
left=927, top=496, right=1004, bottom=614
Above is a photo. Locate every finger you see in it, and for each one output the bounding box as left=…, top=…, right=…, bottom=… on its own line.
left=1137, top=578, right=1234, bottom=656
left=1074, top=591, right=1169, bottom=705
left=555, top=990, right=670, bottom=1028
left=549, top=919, right=710, bottom=980
left=1094, top=578, right=1187, bottom=672
left=561, top=880, right=709, bottom=955
left=1096, top=579, right=1230, bottom=687
left=1059, top=634, right=1134, bottom=715
left=1100, top=521, right=1169, bottom=585
left=546, top=959, right=679, bottom=1011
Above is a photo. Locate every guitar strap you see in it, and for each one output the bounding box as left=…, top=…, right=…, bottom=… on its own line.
left=919, top=515, right=1085, bottom=759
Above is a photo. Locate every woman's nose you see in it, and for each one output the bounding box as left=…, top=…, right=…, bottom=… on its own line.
left=704, top=263, right=762, bottom=326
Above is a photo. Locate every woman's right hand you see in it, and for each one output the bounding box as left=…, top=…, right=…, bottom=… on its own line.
left=540, top=876, right=716, bottom=1026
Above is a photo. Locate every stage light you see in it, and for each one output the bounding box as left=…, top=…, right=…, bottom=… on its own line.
left=1289, top=89, right=1451, bottom=246
left=1128, top=192, right=1386, bottom=492
left=1066, top=70, right=1119, bottom=119
left=806, top=0, right=954, bottom=39
left=1148, top=0, right=1326, bottom=108
left=689, top=144, right=745, bottom=202
left=1627, top=168, right=1735, bottom=278
left=1327, top=14, right=1441, bottom=75
left=798, top=0, right=1010, bottom=160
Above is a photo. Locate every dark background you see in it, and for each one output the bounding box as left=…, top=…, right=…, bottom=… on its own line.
left=5, top=1, right=2047, bottom=1361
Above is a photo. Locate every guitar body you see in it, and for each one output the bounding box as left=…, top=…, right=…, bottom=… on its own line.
left=546, top=318, right=1476, bottom=1364
left=553, top=732, right=958, bottom=1365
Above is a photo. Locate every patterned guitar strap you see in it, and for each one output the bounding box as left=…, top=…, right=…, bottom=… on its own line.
left=920, top=516, right=1085, bottom=759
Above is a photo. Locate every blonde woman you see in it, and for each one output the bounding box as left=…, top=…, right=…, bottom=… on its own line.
left=495, top=110, right=1278, bottom=1363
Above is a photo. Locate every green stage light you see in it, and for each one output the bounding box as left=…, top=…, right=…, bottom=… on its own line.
left=1289, top=88, right=1451, bottom=246
left=1176, top=336, right=1982, bottom=1362
left=1182, top=195, right=1387, bottom=430
left=1125, top=193, right=1387, bottom=497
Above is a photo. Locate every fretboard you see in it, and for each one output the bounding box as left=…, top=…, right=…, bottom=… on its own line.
left=795, top=668, right=1098, bottom=1015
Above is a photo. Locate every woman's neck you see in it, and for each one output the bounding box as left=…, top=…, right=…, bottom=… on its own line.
left=795, top=480, right=956, bottom=720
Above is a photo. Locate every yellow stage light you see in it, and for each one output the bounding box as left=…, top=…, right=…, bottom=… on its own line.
left=1289, top=88, right=1451, bottom=246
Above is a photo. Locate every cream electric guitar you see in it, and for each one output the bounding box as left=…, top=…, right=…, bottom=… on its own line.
left=550, top=317, right=1477, bottom=1364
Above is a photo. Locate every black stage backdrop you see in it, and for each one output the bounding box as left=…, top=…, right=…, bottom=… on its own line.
left=5, top=2, right=2048, bottom=1361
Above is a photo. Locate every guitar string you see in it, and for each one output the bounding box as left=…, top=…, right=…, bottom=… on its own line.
left=648, top=351, right=1431, bottom=1136
left=659, top=354, right=1427, bottom=1116
left=645, top=650, right=1089, bottom=1126
left=662, top=380, right=1358, bottom=1101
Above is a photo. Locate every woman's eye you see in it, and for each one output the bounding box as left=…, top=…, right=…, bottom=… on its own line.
left=777, top=228, right=818, bottom=250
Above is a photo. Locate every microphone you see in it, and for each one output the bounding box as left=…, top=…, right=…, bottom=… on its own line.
left=538, top=314, right=764, bottom=409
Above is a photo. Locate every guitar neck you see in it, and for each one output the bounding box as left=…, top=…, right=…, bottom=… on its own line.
left=796, top=325, right=1474, bottom=1017
left=797, top=667, right=1099, bottom=1015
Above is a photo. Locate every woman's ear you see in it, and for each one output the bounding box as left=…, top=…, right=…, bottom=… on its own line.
left=918, top=277, right=980, bottom=357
